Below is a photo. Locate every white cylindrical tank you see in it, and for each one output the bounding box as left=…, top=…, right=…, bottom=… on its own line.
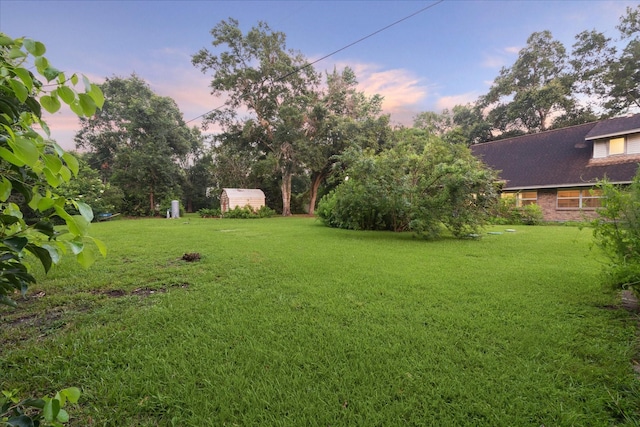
left=171, top=200, right=180, bottom=218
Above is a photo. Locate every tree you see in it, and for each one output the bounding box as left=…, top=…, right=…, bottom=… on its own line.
left=302, top=67, right=390, bottom=214
left=0, top=32, right=105, bottom=308
left=481, top=31, right=575, bottom=134
left=570, top=5, right=640, bottom=116
left=192, top=19, right=319, bottom=216
left=317, top=129, right=498, bottom=237
left=75, top=75, right=200, bottom=215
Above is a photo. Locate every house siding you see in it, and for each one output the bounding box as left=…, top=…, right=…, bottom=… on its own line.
left=536, top=189, right=599, bottom=222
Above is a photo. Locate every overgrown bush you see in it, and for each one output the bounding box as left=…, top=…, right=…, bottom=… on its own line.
left=222, top=205, right=276, bottom=219
left=490, top=198, right=543, bottom=225
left=198, top=208, right=221, bottom=218
left=592, top=170, right=640, bottom=294
left=520, top=203, right=544, bottom=225
left=317, top=130, right=498, bottom=238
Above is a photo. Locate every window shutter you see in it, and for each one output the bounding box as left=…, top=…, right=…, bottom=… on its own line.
left=627, top=133, right=640, bottom=155
left=593, top=140, right=607, bottom=158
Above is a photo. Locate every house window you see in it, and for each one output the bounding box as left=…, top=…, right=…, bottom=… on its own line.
left=502, top=191, right=537, bottom=207
left=557, top=188, right=602, bottom=209
left=609, top=137, right=625, bottom=155
left=593, top=135, right=640, bottom=158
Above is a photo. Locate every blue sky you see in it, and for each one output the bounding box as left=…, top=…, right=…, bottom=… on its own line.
left=0, top=0, right=636, bottom=149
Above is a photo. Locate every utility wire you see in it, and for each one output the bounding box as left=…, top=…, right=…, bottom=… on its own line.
left=185, top=0, right=444, bottom=125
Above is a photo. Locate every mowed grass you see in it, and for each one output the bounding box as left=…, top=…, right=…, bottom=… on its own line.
left=1, top=216, right=639, bottom=426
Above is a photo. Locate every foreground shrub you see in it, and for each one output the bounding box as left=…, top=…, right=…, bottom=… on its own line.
left=592, top=170, right=640, bottom=294
left=317, top=130, right=499, bottom=238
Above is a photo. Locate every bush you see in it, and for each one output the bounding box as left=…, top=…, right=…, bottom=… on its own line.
left=490, top=198, right=543, bottom=225
left=592, top=170, right=640, bottom=294
left=198, top=208, right=221, bottom=218
left=316, top=131, right=499, bottom=238
left=520, top=203, right=544, bottom=225
left=221, top=205, right=275, bottom=219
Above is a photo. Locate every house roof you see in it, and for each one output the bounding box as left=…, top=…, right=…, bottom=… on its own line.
left=470, top=117, right=640, bottom=191
left=585, top=114, right=640, bottom=140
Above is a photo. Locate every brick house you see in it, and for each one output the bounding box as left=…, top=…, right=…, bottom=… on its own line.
left=470, top=114, right=640, bottom=221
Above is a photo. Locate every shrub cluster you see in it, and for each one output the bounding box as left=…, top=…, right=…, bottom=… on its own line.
left=198, top=208, right=222, bottom=218
left=592, top=170, right=640, bottom=293
left=199, top=205, right=275, bottom=219
left=490, top=197, right=544, bottom=225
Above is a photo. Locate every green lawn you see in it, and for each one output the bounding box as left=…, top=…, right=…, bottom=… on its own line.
left=1, top=216, right=638, bottom=426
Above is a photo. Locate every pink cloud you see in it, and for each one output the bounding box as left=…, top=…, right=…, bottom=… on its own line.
left=436, top=92, right=481, bottom=111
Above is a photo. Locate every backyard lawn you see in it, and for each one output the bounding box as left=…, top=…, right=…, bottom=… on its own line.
left=1, top=216, right=639, bottom=426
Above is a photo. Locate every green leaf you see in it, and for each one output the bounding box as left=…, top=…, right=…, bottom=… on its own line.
left=40, top=94, right=61, bottom=113
left=59, top=165, right=71, bottom=182
left=34, top=220, right=55, bottom=237
left=75, top=201, right=94, bottom=222
left=56, top=408, right=70, bottom=423
left=77, top=248, right=95, bottom=268
left=82, top=75, right=92, bottom=92
left=3, top=236, right=28, bottom=252
left=25, top=243, right=53, bottom=272
left=78, top=93, right=97, bottom=116
left=13, top=67, right=34, bottom=92
left=61, top=387, right=81, bottom=404
left=9, top=79, right=28, bottom=103
left=44, top=153, right=63, bottom=174
left=8, top=47, right=27, bottom=59
left=11, top=137, right=40, bottom=167
left=69, top=100, right=83, bottom=117
left=34, top=56, right=49, bottom=73
left=54, top=205, right=73, bottom=223
left=89, top=84, right=105, bottom=109
left=0, top=176, right=12, bottom=201
left=37, top=196, right=55, bottom=211
left=56, top=86, right=75, bottom=104
left=42, top=66, right=60, bottom=82
left=68, top=240, right=84, bottom=255
left=43, top=167, right=62, bottom=187
left=0, top=35, right=13, bottom=46
left=5, top=414, right=32, bottom=427
left=91, top=237, right=108, bottom=257
left=0, top=147, right=25, bottom=166
left=70, top=74, right=79, bottom=85
left=43, top=398, right=60, bottom=422
left=24, top=38, right=46, bottom=56
left=62, top=152, right=79, bottom=176
left=42, top=244, right=61, bottom=265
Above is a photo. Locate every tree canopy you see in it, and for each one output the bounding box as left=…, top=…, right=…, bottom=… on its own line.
left=75, top=74, right=202, bottom=215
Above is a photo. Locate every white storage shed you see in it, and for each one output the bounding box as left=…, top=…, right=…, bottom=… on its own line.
left=220, top=188, right=266, bottom=213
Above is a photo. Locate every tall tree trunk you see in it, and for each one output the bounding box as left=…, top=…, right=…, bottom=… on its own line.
left=281, top=171, right=292, bottom=216
left=149, top=186, right=156, bottom=213
left=308, top=172, right=323, bottom=215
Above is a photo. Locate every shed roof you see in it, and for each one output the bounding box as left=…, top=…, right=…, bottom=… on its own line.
left=470, top=117, right=640, bottom=191
left=222, top=188, right=265, bottom=199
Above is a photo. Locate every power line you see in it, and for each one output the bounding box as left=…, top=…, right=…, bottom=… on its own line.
left=185, top=0, right=445, bottom=125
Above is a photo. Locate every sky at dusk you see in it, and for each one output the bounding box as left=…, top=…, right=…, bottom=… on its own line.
left=0, top=0, right=636, bottom=150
